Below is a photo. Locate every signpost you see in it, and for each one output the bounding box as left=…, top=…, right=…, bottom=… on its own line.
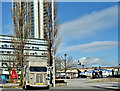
left=0, top=69, right=2, bottom=84
left=11, top=64, right=17, bottom=84
left=0, top=69, right=2, bottom=75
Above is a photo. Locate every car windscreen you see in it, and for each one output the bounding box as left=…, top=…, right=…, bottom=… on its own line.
left=30, top=67, right=47, bottom=72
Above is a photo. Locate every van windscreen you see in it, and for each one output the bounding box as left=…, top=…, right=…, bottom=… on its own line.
left=30, top=67, right=47, bottom=72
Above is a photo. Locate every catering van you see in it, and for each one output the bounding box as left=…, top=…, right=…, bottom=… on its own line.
left=23, top=58, right=50, bottom=89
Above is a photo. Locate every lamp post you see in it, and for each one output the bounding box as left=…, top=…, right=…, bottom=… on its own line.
left=64, top=53, right=67, bottom=79
left=52, top=0, right=55, bottom=87
left=77, top=61, right=81, bottom=78
left=78, top=61, right=81, bottom=68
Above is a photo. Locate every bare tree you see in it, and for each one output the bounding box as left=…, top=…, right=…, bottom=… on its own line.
left=12, top=2, right=31, bottom=86
left=55, top=56, right=77, bottom=75
left=66, top=56, right=77, bottom=70
left=43, top=2, right=60, bottom=84
left=43, top=2, right=60, bottom=65
left=55, top=55, right=63, bottom=73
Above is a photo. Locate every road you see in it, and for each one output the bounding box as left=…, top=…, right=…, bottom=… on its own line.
left=0, top=78, right=119, bottom=91
left=64, top=78, right=119, bottom=89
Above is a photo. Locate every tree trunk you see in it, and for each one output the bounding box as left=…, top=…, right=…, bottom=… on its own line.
left=19, top=72, right=23, bottom=86
left=9, top=73, right=11, bottom=81
left=19, top=67, right=23, bottom=86
left=16, top=72, right=18, bottom=82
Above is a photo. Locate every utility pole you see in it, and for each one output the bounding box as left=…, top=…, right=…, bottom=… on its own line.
left=64, top=53, right=67, bottom=79
left=52, top=0, right=55, bottom=87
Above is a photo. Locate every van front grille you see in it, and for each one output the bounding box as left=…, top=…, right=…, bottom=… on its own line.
left=36, top=74, right=43, bottom=83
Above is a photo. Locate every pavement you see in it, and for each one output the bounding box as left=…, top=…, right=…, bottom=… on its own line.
left=0, top=84, right=2, bottom=91
left=2, top=83, right=19, bottom=87
left=0, top=84, right=2, bottom=87
left=59, top=78, right=119, bottom=90
left=0, top=78, right=120, bottom=91
left=0, top=83, right=19, bottom=91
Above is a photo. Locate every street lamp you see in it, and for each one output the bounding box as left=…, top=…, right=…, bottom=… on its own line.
left=82, top=64, right=85, bottom=68
left=78, top=60, right=81, bottom=68
left=64, top=53, right=67, bottom=79
left=77, top=61, right=81, bottom=78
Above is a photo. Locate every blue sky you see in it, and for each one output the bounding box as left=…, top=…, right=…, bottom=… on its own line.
left=1, top=2, right=118, bottom=67
left=57, top=2, right=118, bottom=67
left=2, top=2, right=12, bottom=35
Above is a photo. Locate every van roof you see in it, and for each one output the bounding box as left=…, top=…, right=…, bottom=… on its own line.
left=25, top=58, right=47, bottom=62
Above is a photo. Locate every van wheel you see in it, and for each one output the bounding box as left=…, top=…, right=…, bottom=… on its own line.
left=46, top=85, right=49, bottom=89
left=25, top=85, right=29, bottom=90
left=22, top=86, right=25, bottom=89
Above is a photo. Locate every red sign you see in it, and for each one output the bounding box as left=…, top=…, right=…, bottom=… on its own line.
left=11, top=64, right=17, bottom=79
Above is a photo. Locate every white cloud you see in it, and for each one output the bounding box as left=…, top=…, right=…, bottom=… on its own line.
left=58, top=5, right=118, bottom=67
left=79, top=56, right=101, bottom=65
left=78, top=56, right=118, bottom=67
left=58, top=41, right=118, bottom=53
left=59, top=5, right=118, bottom=42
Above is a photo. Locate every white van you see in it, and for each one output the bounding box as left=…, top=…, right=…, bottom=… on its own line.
left=23, top=58, right=50, bottom=89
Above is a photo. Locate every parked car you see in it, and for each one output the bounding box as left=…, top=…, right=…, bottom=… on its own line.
left=79, top=69, right=112, bottom=78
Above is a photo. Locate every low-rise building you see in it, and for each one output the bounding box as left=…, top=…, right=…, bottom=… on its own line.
left=0, top=35, right=47, bottom=79
left=56, top=66, right=120, bottom=78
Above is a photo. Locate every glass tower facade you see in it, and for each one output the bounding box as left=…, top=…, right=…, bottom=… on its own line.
left=12, top=0, right=46, bottom=39
left=31, top=2, right=34, bottom=38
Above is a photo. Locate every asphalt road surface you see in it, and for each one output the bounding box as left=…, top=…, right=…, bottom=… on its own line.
left=1, top=88, right=119, bottom=91
left=1, top=78, right=119, bottom=91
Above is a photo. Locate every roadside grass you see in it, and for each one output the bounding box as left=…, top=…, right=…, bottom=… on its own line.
left=86, top=78, right=120, bottom=83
